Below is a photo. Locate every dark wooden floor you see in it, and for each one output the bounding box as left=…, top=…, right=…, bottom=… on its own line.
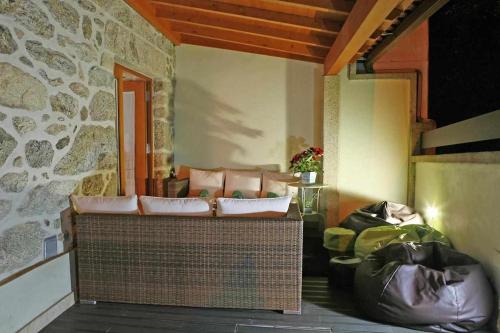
left=42, top=277, right=492, bottom=333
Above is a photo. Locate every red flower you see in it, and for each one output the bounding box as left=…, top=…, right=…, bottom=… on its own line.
left=314, top=147, right=324, bottom=155
left=289, top=146, right=324, bottom=172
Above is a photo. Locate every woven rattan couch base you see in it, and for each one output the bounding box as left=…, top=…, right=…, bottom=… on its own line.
left=75, top=205, right=303, bottom=313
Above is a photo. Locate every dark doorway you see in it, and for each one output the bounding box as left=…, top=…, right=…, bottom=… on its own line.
left=115, top=64, right=154, bottom=196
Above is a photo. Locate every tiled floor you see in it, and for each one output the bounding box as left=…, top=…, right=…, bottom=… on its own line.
left=41, top=277, right=492, bottom=333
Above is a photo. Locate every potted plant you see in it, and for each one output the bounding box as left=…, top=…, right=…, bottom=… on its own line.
left=289, top=147, right=324, bottom=184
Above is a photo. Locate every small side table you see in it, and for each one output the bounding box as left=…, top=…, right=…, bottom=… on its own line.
left=288, top=183, right=330, bottom=276
left=165, top=178, right=189, bottom=197
left=288, top=183, right=328, bottom=215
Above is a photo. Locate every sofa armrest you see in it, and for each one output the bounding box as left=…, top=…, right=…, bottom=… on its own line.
left=166, top=178, right=189, bottom=198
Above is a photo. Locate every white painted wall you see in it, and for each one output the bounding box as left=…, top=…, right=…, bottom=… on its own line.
left=174, top=45, right=323, bottom=171
left=415, top=161, right=500, bottom=320
left=0, top=254, right=73, bottom=332
left=336, top=71, right=411, bottom=221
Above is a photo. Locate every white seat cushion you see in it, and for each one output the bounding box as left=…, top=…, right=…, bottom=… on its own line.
left=216, top=196, right=292, bottom=218
left=224, top=170, right=262, bottom=198
left=71, top=194, right=139, bottom=214
left=140, top=196, right=212, bottom=216
left=188, top=168, right=225, bottom=197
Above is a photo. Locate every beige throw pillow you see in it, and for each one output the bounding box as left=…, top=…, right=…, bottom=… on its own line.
left=188, top=168, right=225, bottom=197
left=224, top=170, right=262, bottom=198
left=261, top=172, right=298, bottom=198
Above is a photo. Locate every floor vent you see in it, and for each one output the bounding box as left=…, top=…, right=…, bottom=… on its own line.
left=43, top=235, right=58, bottom=259
left=235, top=324, right=332, bottom=333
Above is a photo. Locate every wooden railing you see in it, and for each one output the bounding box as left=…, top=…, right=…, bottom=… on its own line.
left=421, top=109, right=500, bottom=149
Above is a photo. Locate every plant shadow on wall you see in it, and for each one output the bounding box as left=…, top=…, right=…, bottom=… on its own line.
left=174, top=79, right=263, bottom=168
left=284, top=61, right=324, bottom=162
left=287, top=136, right=309, bottom=163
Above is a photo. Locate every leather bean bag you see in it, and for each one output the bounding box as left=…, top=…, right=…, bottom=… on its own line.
left=340, top=201, right=424, bottom=234
left=355, top=242, right=494, bottom=333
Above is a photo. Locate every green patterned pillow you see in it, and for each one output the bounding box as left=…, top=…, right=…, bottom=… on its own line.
left=267, top=192, right=279, bottom=198
left=199, top=189, right=209, bottom=198
left=232, top=190, right=244, bottom=199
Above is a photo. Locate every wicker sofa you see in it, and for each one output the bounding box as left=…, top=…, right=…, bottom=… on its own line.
left=71, top=203, right=303, bottom=314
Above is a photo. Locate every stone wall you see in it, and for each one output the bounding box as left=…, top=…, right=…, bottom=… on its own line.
left=0, top=0, right=175, bottom=280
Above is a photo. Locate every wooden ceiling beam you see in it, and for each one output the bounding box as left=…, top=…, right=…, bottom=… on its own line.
left=153, top=0, right=342, bottom=34
left=171, top=21, right=329, bottom=58
left=324, top=0, right=401, bottom=75
left=157, top=6, right=337, bottom=48
left=123, top=0, right=181, bottom=44
left=181, top=34, right=324, bottom=63
left=366, top=0, right=450, bottom=67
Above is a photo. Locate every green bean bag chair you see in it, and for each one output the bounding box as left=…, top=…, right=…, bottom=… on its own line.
left=355, top=224, right=450, bottom=258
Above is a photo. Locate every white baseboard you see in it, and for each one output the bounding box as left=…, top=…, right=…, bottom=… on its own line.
left=17, top=292, right=75, bottom=333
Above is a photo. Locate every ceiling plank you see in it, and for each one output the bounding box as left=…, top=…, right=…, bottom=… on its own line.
left=171, top=21, right=329, bottom=58
left=157, top=6, right=337, bottom=47
left=256, top=0, right=402, bottom=22
left=270, top=0, right=353, bottom=14
left=181, top=34, right=324, bottom=63
left=255, top=0, right=401, bottom=26
left=153, top=0, right=342, bottom=34
left=324, top=0, right=401, bottom=75
left=123, top=0, right=181, bottom=44
left=386, top=7, right=404, bottom=21
left=350, top=44, right=373, bottom=64
left=210, top=0, right=349, bottom=21
left=366, top=0, right=450, bottom=67
left=398, top=0, right=417, bottom=12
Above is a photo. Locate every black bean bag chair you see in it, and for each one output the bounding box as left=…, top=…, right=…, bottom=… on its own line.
left=340, top=201, right=424, bottom=234
left=355, top=242, right=494, bottom=333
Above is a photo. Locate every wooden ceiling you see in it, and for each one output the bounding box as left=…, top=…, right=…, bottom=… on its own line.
left=125, top=0, right=443, bottom=75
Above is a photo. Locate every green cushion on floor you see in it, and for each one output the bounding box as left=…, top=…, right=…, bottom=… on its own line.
left=323, top=227, right=356, bottom=253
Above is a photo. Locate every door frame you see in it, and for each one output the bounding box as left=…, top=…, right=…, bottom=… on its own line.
left=114, top=64, right=154, bottom=196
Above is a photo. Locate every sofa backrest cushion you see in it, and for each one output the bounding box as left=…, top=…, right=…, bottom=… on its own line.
left=261, top=171, right=297, bottom=198
left=224, top=170, right=262, bottom=198
left=176, top=165, right=224, bottom=180
left=71, top=194, right=139, bottom=214
left=216, top=196, right=292, bottom=218
left=188, top=168, right=225, bottom=197
left=140, top=196, right=212, bottom=216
